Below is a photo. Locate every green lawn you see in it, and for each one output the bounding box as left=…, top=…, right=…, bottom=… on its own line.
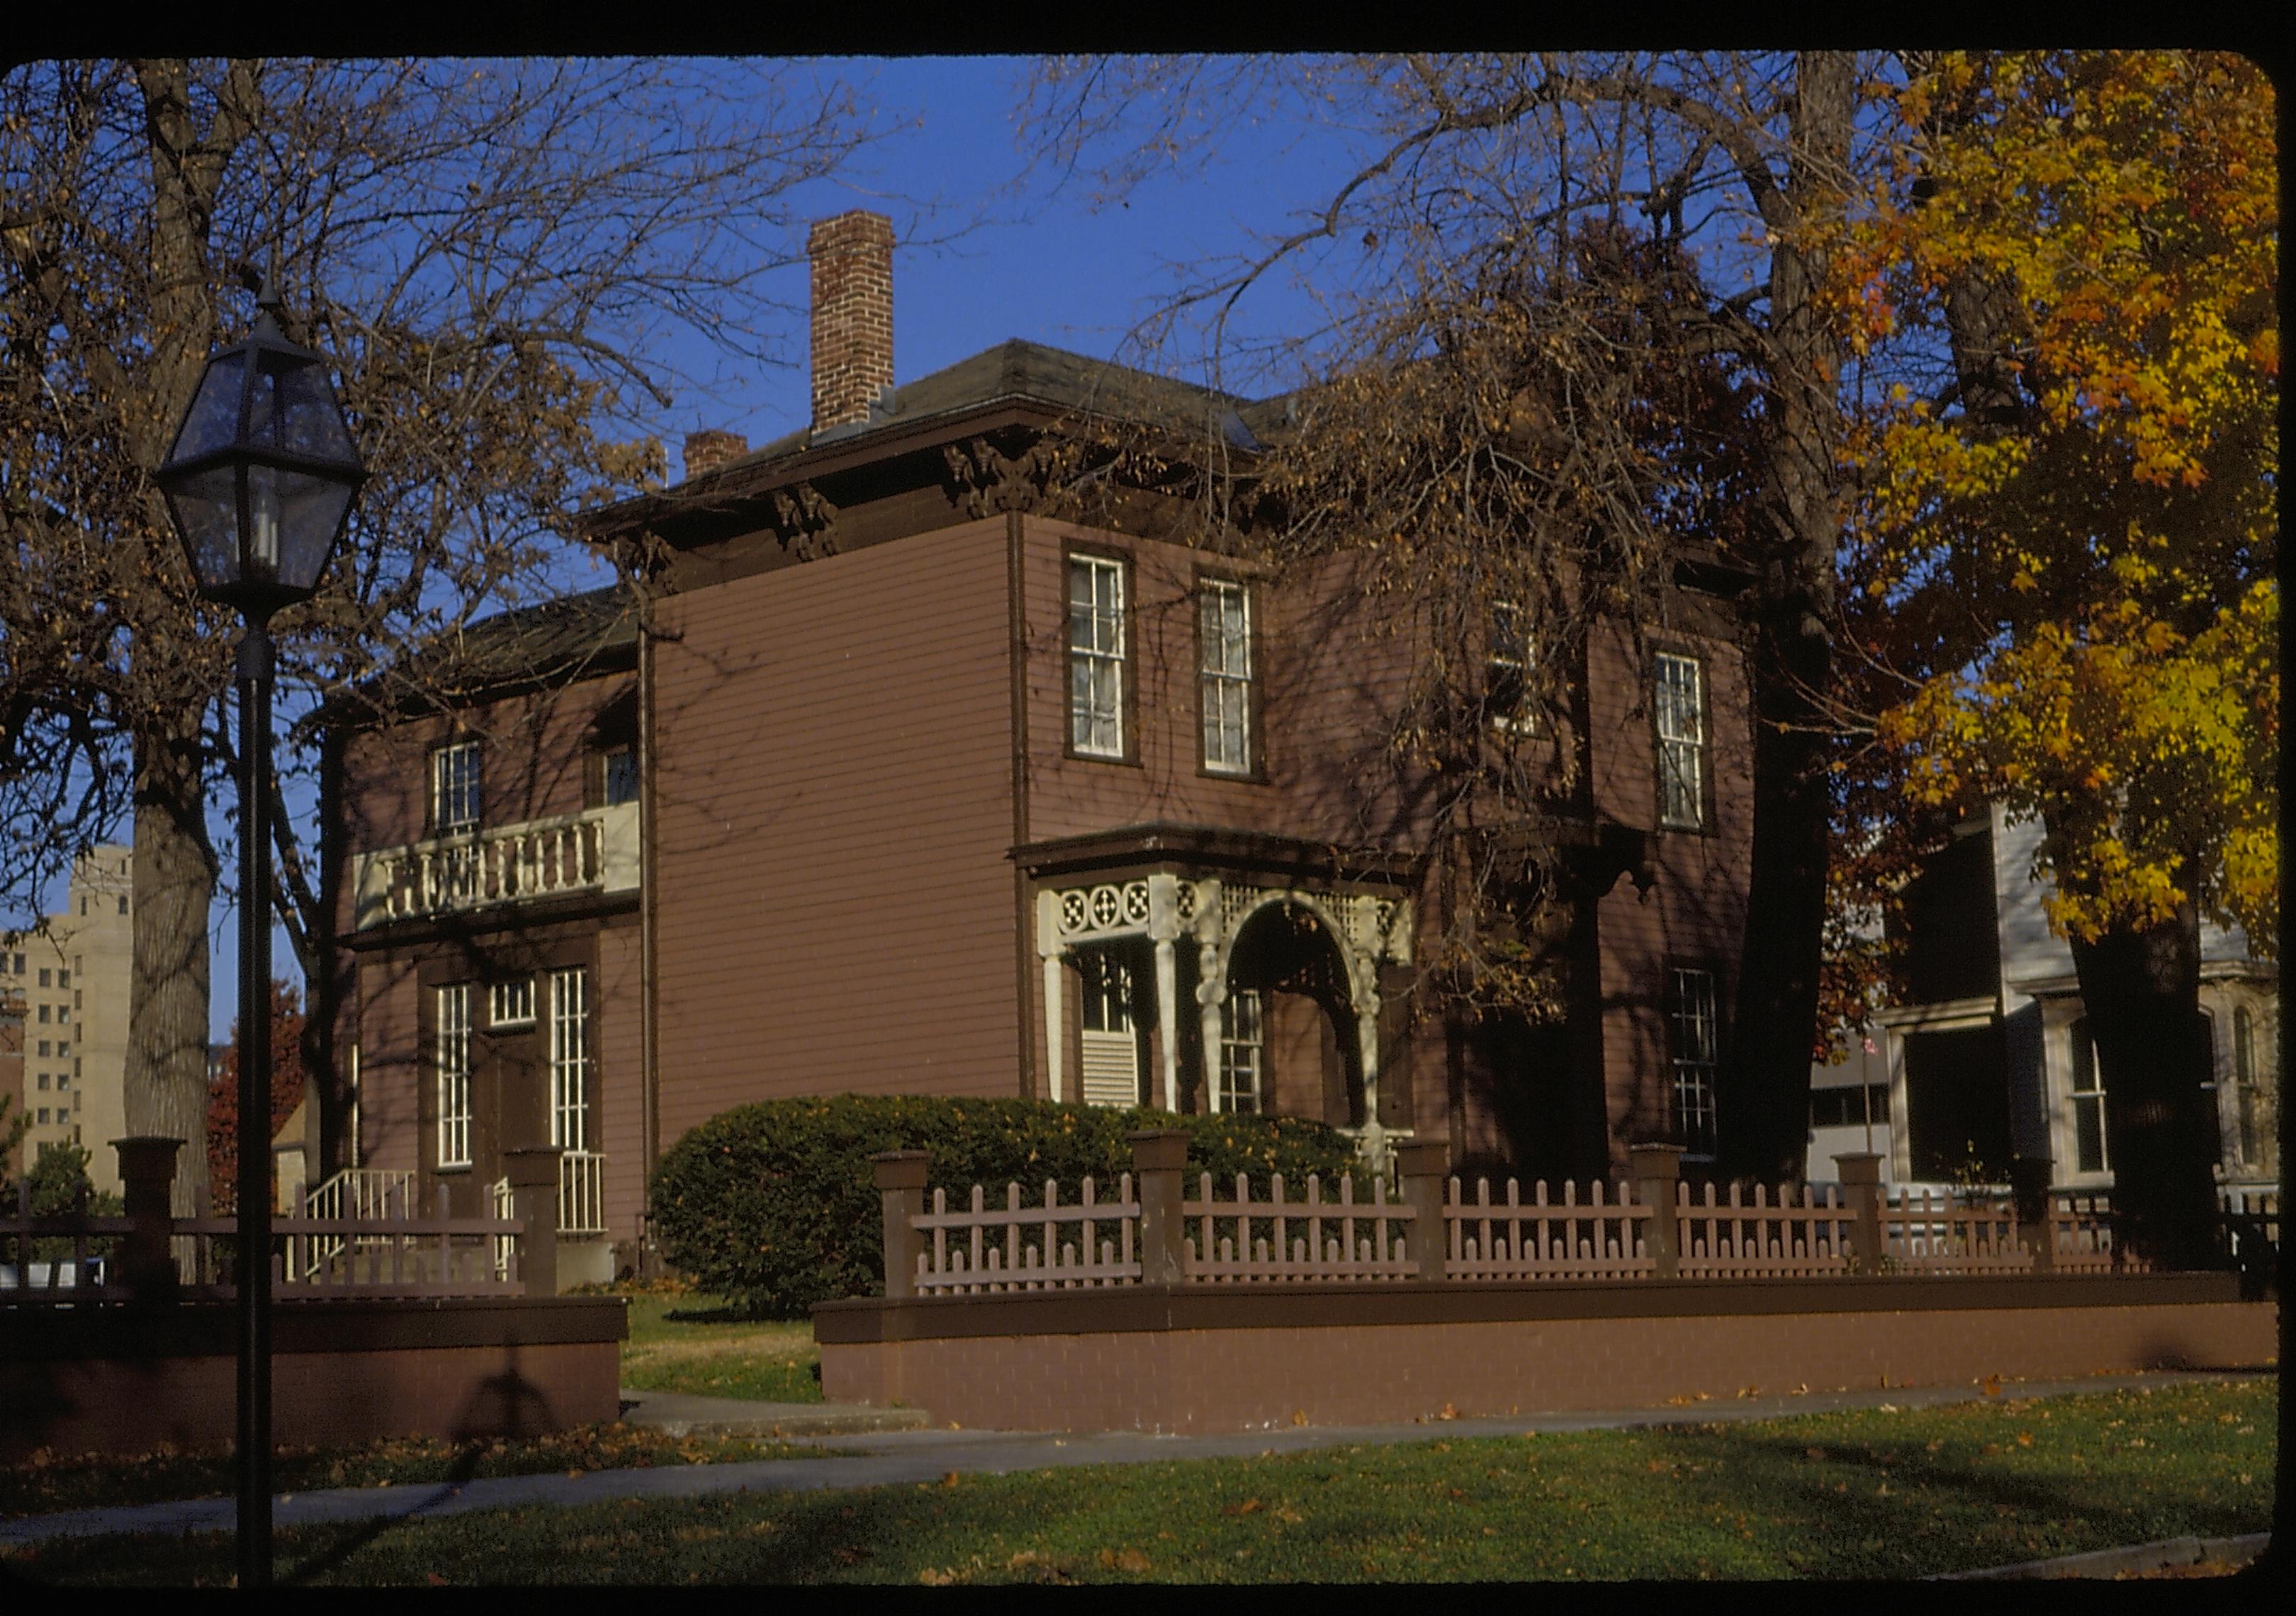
left=615, top=1291, right=823, bottom=1404
left=4, top=1376, right=2273, bottom=1584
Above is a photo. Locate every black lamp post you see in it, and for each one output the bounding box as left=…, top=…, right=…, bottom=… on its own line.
left=154, top=271, right=364, bottom=1590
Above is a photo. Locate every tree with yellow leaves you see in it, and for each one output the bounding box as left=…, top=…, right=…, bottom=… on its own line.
left=1834, top=51, right=2275, bottom=1268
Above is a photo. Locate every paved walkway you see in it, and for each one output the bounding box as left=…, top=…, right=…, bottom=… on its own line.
left=0, top=1369, right=2264, bottom=1560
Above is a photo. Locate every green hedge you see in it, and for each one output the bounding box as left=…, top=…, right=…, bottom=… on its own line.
left=646, top=1095, right=1362, bottom=1317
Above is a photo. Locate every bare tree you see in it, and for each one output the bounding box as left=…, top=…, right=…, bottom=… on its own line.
left=1, top=57, right=879, bottom=1211
left=1023, top=52, right=1874, bottom=1180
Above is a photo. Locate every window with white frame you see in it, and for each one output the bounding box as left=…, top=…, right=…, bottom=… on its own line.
left=1217, top=989, right=1265, bottom=1114
left=2069, top=1018, right=2108, bottom=1174
left=1487, top=602, right=1533, bottom=732
left=1670, top=967, right=1720, bottom=1157
left=1077, top=950, right=1138, bottom=1108
left=1655, top=652, right=1706, bottom=829
left=432, top=739, right=482, bottom=834
left=549, top=967, right=591, bottom=1152
left=1068, top=555, right=1126, bottom=758
left=1199, top=578, right=1254, bottom=774
left=490, top=977, right=535, bottom=1028
left=2232, top=1006, right=2263, bottom=1167
left=435, top=983, right=473, bottom=1168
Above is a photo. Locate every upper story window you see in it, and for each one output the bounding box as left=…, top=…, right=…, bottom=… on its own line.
left=602, top=745, right=641, bottom=807
left=1487, top=602, right=1532, bottom=732
left=1198, top=578, right=1254, bottom=775
left=432, top=739, right=482, bottom=835
left=1670, top=966, right=1720, bottom=1158
left=1654, top=652, right=1706, bottom=831
left=1068, top=554, right=1127, bottom=759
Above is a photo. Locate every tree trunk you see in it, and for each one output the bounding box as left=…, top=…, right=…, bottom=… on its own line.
left=1715, top=51, right=1855, bottom=1185
left=124, top=717, right=218, bottom=1218
left=2064, top=898, right=2227, bottom=1272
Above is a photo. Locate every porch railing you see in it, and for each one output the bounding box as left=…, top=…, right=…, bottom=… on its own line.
left=868, top=1135, right=2237, bottom=1300
left=351, top=800, right=638, bottom=929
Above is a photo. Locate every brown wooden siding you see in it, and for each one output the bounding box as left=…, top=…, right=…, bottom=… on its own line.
left=648, top=515, right=1020, bottom=1150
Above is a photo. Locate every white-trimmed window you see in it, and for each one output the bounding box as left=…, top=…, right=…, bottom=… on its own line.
left=1487, top=602, right=1532, bottom=732
left=1217, top=989, right=1265, bottom=1115
left=490, top=977, right=535, bottom=1028
left=1068, top=554, right=1126, bottom=758
left=432, top=739, right=482, bottom=834
left=2232, top=1006, right=2264, bottom=1168
left=1078, top=950, right=1138, bottom=1108
left=435, top=982, right=473, bottom=1169
left=1655, top=653, right=1706, bottom=830
left=1670, top=967, right=1720, bottom=1157
left=2069, top=1018, right=2108, bottom=1174
left=1199, top=579, right=1254, bottom=774
left=549, top=967, right=591, bottom=1152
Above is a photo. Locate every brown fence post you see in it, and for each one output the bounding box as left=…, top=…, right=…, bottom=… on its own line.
left=1630, top=1143, right=1685, bottom=1279
left=1834, top=1152, right=1884, bottom=1274
left=1395, top=1138, right=1451, bottom=1281
left=2010, top=1154, right=2054, bottom=1274
left=1129, top=1128, right=1190, bottom=1286
left=870, top=1150, right=932, bottom=1298
left=501, top=1147, right=563, bottom=1297
left=111, top=1136, right=183, bottom=1302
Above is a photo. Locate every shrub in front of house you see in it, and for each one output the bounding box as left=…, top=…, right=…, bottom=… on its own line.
left=645, top=1095, right=1361, bottom=1316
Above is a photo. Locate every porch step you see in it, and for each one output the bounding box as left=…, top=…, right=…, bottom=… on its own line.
left=615, top=1388, right=931, bottom=1438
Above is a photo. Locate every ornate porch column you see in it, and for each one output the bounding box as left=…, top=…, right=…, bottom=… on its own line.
left=1197, top=938, right=1227, bottom=1113
left=1147, top=875, right=1186, bottom=1113
left=1035, top=890, right=1066, bottom=1103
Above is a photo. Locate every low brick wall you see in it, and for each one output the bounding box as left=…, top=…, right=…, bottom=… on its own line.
left=1, top=1297, right=626, bottom=1461
left=814, top=1275, right=2274, bottom=1434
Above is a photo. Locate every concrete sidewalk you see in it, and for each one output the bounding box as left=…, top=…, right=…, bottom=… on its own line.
left=0, top=1368, right=2263, bottom=1554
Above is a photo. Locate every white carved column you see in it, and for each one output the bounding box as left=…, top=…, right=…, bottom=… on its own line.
left=1197, top=939, right=1227, bottom=1113
left=1147, top=874, right=1185, bottom=1112
left=1035, top=889, right=1066, bottom=1104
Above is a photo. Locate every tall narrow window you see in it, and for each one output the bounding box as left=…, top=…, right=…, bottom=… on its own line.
left=1068, top=555, right=1127, bottom=758
left=1487, top=602, right=1531, bottom=732
left=2069, top=1018, right=2108, bottom=1174
left=1670, top=967, right=1720, bottom=1157
left=2233, top=1006, right=2261, bottom=1167
left=432, top=739, right=482, bottom=834
left=2194, top=1009, right=2224, bottom=1165
left=1077, top=950, right=1138, bottom=1107
left=1654, top=653, right=1706, bottom=830
left=1199, top=578, right=1254, bottom=774
left=602, top=745, right=641, bottom=807
left=435, top=983, right=472, bottom=1169
left=1218, top=989, right=1266, bottom=1115
left=550, top=967, right=591, bottom=1152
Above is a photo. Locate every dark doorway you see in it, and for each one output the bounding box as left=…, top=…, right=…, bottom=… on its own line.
left=1903, top=1025, right=2015, bottom=1181
left=1225, top=904, right=1361, bottom=1128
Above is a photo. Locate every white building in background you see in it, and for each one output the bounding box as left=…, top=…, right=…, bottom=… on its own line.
left=0, top=846, right=133, bottom=1197
left=1807, top=806, right=2277, bottom=1196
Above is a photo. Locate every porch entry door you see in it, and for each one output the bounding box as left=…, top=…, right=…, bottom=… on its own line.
left=1079, top=950, right=1141, bottom=1108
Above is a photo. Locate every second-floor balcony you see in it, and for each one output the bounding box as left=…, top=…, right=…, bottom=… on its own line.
left=352, top=802, right=639, bottom=931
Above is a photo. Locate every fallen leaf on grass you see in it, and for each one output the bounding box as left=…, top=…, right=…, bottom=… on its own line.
left=832, top=1545, right=869, bottom=1566
left=1274, top=1506, right=1302, bottom=1525
left=1806, top=1447, right=1827, bottom=1461
left=1221, top=1498, right=1264, bottom=1516
left=942, top=1471, right=961, bottom=1486
left=1981, top=1374, right=2003, bottom=1397
left=427, top=1573, right=449, bottom=1586
left=918, top=1567, right=957, bottom=1586
left=2016, top=1431, right=2035, bottom=1447
left=1291, top=1410, right=1308, bottom=1427
left=1097, top=1548, right=1151, bottom=1572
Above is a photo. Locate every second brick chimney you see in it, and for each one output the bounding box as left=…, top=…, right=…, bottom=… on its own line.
left=809, top=210, right=895, bottom=436
left=682, top=429, right=747, bottom=481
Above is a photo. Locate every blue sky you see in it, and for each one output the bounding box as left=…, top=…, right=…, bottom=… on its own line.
left=9, top=57, right=1374, bottom=1039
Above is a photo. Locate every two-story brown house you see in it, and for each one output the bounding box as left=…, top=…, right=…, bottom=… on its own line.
left=317, top=211, right=1755, bottom=1284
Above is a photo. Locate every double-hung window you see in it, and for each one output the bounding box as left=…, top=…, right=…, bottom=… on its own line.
left=1654, top=653, right=1706, bottom=830
left=549, top=967, right=591, bottom=1152
left=435, top=982, right=473, bottom=1169
left=1068, top=555, right=1127, bottom=758
left=1670, top=967, right=1720, bottom=1157
left=1199, top=578, right=1254, bottom=774
left=2069, top=1018, right=2108, bottom=1174
left=1217, top=989, right=1266, bottom=1114
left=1487, top=602, right=1532, bottom=732
left=2232, top=1006, right=2263, bottom=1168
left=432, top=739, right=482, bottom=834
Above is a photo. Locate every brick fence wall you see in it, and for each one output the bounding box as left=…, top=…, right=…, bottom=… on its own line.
left=815, top=1274, right=2274, bottom=1435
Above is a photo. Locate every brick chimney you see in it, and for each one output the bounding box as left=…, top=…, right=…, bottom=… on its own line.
left=682, top=429, right=746, bottom=481
left=809, top=210, right=895, bottom=435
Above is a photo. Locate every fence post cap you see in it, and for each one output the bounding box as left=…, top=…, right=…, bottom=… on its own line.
left=1628, top=1142, right=1686, bottom=1177
left=870, top=1150, right=932, bottom=1191
left=1127, top=1128, right=1191, bottom=1172
left=1832, top=1152, right=1884, bottom=1186
left=1393, top=1138, right=1449, bottom=1178
left=500, top=1145, right=565, bottom=1189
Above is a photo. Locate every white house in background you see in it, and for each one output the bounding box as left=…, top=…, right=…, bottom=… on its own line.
left=1813, top=804, right=2277, bottom=1196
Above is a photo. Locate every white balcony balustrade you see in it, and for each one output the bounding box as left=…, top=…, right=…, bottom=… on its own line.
left=353, top=802, right=638, bottom=929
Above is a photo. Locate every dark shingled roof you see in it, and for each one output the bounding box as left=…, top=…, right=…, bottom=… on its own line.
left=321, top=583, right=639, bottom=725
left=688, top=338, right=1285, bottom=486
